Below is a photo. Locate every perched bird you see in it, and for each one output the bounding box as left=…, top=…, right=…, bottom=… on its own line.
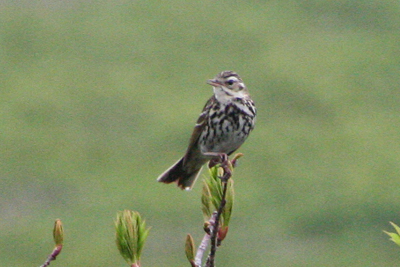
left=157, top=71, right=256, bottom=190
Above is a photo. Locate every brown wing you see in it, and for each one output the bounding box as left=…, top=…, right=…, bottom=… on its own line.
left=183, top=95, right=216, bottom=163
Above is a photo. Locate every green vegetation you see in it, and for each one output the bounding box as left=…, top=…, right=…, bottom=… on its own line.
left=115, top=210, right=149, bottom=266
left=384, top=222, right=400, bottom=248
left=1, top=0, right=400, bottom=266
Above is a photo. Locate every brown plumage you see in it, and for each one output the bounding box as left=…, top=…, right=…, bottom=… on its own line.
left=157, top=71, right=256, bottom=190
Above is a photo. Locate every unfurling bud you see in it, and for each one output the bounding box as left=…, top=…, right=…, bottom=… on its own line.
left=231, top=153, right=244, bottom=167
left=39, top=219, right=63, bottom=267
left=203, top=166, right=235, bottom=227
left=53, top=219, right=64, bottom=247
left=115, top=210, right=150, bottom=266
left=384, top=221, right=400, bottom=247
left=185, top=234, right=196, bottom=265
left=217, top=167, right=224, bottom=178
left=201, top=181, right=212, bottom=221
left=218, top=226, right=229, bottom=243
left=203, top=221, right=211, bottom=235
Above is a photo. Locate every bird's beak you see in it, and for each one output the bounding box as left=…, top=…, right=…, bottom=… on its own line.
left=207, top=79, right=221, bottom=87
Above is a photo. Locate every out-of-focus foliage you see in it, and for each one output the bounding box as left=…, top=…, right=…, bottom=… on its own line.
left=1, top=0, right=400, bottom=266
left=384, top=222, right=400, bottom=247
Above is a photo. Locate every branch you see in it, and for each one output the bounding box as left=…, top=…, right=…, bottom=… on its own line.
left=205, top=178, right=229, bottom=267
left=189, top=153, right=240, bottom=267
left=39, top=219, right=63, bottom=267
left=39, top=245, right=62, bottom=267
left=194, top=213, right=217, bottom=266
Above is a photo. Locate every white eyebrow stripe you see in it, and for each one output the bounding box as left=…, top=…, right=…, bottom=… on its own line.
left=226, top=76, right=239, bottom=82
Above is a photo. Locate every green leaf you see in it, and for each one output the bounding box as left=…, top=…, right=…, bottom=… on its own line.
left=201, top=181, right=212, bottom=221
left=185, top=234, right=195, bottom=263
left=390, top=221, right=400, bottom=235
left=203, top=165, right=235, bottom=228
left=384, top=221, right=400, bottom=247
left=384, top=230, right=400, bottom=246
left=115, top=210, right=150, bottom=265
left=222, top=179, right=234, bottom=227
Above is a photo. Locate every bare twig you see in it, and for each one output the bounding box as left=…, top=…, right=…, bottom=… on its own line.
left=39, top=245, right=62, bottom=267
left=194, top=213, right=217, bottom=266
left=205, top=179, right=229, bottom=267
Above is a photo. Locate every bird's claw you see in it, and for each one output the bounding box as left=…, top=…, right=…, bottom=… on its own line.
left=205, top=153, right=233, bottom=181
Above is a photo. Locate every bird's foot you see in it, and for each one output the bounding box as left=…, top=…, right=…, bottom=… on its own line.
left=205, top=152, right=231, bottom=181
left=206, top=152, right=228, bottom=168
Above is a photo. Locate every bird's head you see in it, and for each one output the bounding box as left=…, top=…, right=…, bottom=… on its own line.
left=207, top=71, right=249, bottom=100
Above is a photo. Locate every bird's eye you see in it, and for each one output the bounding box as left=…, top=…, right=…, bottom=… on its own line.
left=226, top=80, right=234, bottom=86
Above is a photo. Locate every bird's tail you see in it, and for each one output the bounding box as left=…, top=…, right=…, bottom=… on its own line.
left=157, top=157, right=203, bottom=190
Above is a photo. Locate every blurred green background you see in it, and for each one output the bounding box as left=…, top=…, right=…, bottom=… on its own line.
left=1, top=0, right=400, bottom=266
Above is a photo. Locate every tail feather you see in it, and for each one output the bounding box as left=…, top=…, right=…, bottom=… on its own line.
left=157, top=157, right=203, bottom=190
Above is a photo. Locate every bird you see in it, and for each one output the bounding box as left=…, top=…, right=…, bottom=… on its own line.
left=157, top=71, right=256, bottom=190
